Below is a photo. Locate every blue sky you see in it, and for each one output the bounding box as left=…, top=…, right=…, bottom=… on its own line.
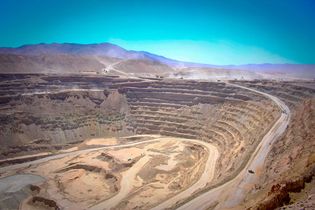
left=0, top=0, right=314, bottom=64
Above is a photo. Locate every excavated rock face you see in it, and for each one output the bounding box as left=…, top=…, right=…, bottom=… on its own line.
left=31, top=196, right=61, bottom=210
left=0, top=75, right=133, bottom=158
left=257, top=167, right=315, bottom=210
left=100, top=90, right=128, bottom=113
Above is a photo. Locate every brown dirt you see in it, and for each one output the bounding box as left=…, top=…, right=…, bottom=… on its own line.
left=12, top=136, right=210, bottom=210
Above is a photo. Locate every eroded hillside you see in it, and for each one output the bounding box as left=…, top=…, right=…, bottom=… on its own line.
left=232, top=80, right=315, bottom=210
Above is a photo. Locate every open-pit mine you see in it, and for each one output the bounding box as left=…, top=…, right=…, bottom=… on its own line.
left=0, top=74, right=314, bottom=210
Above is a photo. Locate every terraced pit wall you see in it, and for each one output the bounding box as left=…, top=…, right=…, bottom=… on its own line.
left=0, top=74, right=280, bottom=186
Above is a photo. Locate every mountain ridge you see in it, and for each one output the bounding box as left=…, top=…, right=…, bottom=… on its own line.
left=0, top=42, right=314, bottom=79
left=1, top=42, right=314, bottom=68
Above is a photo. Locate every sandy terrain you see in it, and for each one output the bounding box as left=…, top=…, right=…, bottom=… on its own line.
left=0, top=136, right=217, bottom=210
left=84, top=137, right=118, bottom=146
left=111, top=138, right=218, bottom=210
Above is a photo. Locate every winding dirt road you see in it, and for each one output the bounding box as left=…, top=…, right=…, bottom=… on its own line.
left=90, top=154, right=152, bottom=210
left=0, top=139, right=160, bottom=174
left=97, top=59, right=130, bottom=76
left=151, top=139, right=219, bottom=210
left=175, top=83, right=291, bottom=210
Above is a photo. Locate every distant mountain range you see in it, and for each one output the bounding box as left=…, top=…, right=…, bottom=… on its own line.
left=0, top=43, right=161, bottom=62
left=0, top=42, right=314, bottom=79
left=0, top=42, right=209, bottom=68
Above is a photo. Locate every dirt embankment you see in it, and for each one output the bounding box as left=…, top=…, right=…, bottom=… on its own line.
left=244, top=98, right=315, bottom=209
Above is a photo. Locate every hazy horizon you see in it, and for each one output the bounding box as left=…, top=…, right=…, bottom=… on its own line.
left=1, top=0, right=315, bottom=65
left=3, top=41, right=315, bottom=66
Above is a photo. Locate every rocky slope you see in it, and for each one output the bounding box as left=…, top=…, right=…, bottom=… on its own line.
left=232, top=81, right=315, bottom=210
left=0, top=53, right=106, bottom=74
left=114, top=59, right=174, bottom=76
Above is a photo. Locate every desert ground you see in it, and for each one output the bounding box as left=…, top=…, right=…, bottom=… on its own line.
left=1, top=135, right=217, bottom=210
